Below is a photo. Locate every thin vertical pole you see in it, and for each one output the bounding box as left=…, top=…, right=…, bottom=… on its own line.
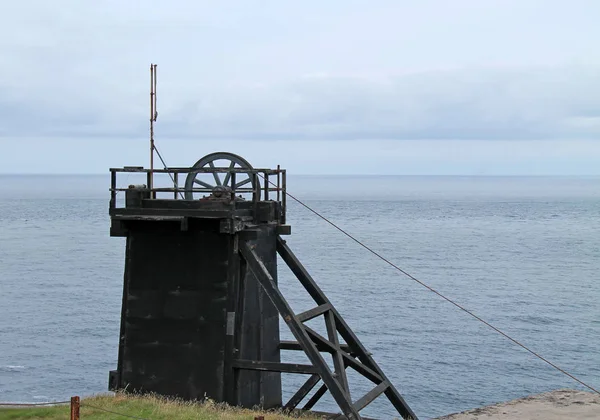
left=149, top=64, right=157, bottom=198
left=264, top=172, right=269, bottom=200
left=282, top=169, right=286, bottom=224
left=173, top=172, right=178, bottom=199
left=70, top=396, right=80, bottom=420
left=276, top=165, right=280, bottom=202
left=150, top=65, right=153, bottom=193
left=230, top=172, right=236, bottom=202
left=277, top=165, right=281, bottom=222
left=110, top=170, right=116, bottom=210
left=252, top=173, right=259, bottom=220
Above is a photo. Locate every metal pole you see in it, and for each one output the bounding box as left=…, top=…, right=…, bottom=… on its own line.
left=264, top=172, right=269, bottom=200
left=150, top=64, right=153, bottom=194
left=277, top=164, right=280, bottom=202
left=277, top=165, right=281, bottom=221
left=230, top=172, right=236, bottom=202
left=149, top=64, right=157, bottom=198
left=173, top=172, right=178, bottom=200
left=282, top=169, right=287, bottom=224
left=252, top=173, right=259, bottom=220
left=110, top=170, right=116, bottom=210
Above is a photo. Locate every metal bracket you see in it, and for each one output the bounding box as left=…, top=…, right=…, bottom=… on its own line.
left=220, top=218, right=246, bottom=234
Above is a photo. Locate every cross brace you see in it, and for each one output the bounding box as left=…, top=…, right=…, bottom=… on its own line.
left=236, top=237, right=418, bottom=420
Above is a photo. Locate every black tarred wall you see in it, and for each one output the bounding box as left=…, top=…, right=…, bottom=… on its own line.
left=113, top=218, right=281, bottom=408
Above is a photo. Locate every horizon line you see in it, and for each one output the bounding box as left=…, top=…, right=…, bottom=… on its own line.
left=1, top=173, right=599, bottom=177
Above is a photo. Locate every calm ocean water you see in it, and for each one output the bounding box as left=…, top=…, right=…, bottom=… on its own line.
left=0, top=174, right=598, bottom=419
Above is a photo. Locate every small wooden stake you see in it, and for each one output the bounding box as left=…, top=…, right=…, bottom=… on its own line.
left=70, top=396, right=80, bottom=420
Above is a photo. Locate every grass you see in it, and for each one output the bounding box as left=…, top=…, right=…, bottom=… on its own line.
left=0, top=393, right=321, bottom=420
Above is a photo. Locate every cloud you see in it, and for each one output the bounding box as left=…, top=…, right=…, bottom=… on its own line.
left=2, top=66, right=600, bottom=141
left=1, top=1, right=600, bottom=141
left=164, top=67, right=600, bottom=140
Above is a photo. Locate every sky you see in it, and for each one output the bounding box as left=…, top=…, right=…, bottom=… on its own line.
left=1, top=0, right=599, bottom=175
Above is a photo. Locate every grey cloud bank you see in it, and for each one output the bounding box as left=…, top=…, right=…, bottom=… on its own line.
left=161, top=67, right=600, bottom=141
left=1, top=0, right=600, bottom=174
left=2, top=67, right=600, bottom=141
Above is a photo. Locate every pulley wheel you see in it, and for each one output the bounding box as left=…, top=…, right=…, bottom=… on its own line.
left=184, top=152, right=260, bottom=200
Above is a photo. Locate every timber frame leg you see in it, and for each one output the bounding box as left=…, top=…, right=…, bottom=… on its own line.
left=237, top=237, right=418, bottom=420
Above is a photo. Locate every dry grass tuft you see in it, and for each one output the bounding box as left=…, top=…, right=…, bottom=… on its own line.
left=0, top=392, right=321, bottom=420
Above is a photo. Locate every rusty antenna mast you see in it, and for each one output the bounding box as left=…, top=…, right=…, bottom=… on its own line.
left=149, top=63, right=158, bottom=193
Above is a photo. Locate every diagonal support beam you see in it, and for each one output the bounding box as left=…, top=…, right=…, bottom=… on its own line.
left=326, top=310, right=350, bottom=395
left=353, top=381, right=390, bottom=412
left=239, top=242, right=361, bottom=420
left=276, top=236, right=418, bottom=420
left=277, top=237, right=328, bottom=306
left=304, top=327, right=383, bottom=384
left=303, top=383, right=328, bottom=411
left=331, top=310, right=418, bottom=419
left=284, top=374, right=321, bottom=411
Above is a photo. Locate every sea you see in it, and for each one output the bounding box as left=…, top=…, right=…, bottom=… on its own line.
left=0, top=174, right=598, bottom=419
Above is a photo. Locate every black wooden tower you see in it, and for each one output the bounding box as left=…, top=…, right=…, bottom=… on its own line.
left=108, top=152, right=418, bottom=419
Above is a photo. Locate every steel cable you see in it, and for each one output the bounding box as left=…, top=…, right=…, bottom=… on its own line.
left=153, top=144, right=185, bottom=200
left=262, top=175, right=600, bottom=395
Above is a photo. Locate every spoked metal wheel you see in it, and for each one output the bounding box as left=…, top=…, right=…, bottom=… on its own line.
left=184, top=152, right=260, bottom=200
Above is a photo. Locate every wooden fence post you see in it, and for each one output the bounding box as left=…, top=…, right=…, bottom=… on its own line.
left=70, top=396, right=80, bottom=420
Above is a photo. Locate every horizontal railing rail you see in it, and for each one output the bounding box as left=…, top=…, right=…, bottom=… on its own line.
left=110, top=167, right=282, bottom=174
left=109, top=166, right=287, bottom=223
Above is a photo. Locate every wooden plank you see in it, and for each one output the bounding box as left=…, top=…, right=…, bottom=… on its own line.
left=304, top=327, right=383, bottom=384
left=110, top=207, right=243, bottom=219
left=279, top=340, right=353, bottom=354
left=353, top=381, right=389, bottom=412
left=297, top=303, right=332, bottom=322
left=326, top=310, right=350, bottom=395
left=303, top=384, right=328, bottom=411
left=331, top=309, right=417, bottom=419
left=111, top=215, right=184, bottom=222
left=232, top=237, right=247, bottom=406
left=292, top=410, right=378, bottom=420
left=276, top=224, right=292, bottom=235
left=223, top=234, right=241, bottom=406
left=283, top=374, right=321, bottom=410
left=232, top=360, right=319, bottom=374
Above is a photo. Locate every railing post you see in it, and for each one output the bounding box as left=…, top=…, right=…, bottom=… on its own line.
left=264, top=171, right=269, bottom=200
left=282, top=169, right=287, bottom=224
left=252, top=172, right=259, bottom=220
left=277, top=165, right=281, bottom=203
left=230, top=171, right=236, bottom=202
left=253, top=173, right=260, bottom=203
left=110, top=170, right=117, bottom=210
left=146, top=171, right=153, bottom=199
left=70, top=396, right=80, bottom=420
left=173, top=172, right=179, bottom=199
